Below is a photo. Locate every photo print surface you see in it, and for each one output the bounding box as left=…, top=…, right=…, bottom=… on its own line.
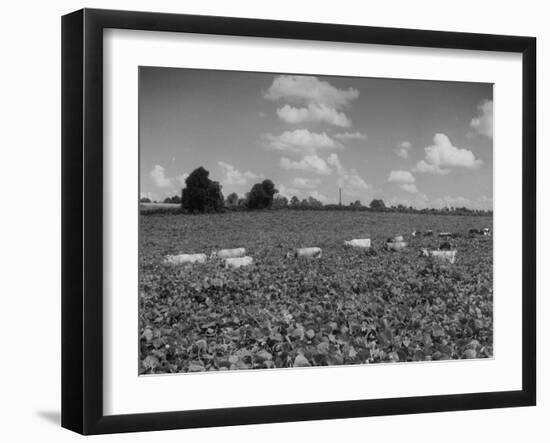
left=139, top=67, right=493, bottom=375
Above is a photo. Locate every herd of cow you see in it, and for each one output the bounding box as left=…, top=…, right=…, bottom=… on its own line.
left=162, top=227, right=491, bottom=269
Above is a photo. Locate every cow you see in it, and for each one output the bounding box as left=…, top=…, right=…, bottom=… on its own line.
left=424, top=230, right=434, bottom=237
left=420, top=248, right=457, bottom=264
left=386, top=241, right=407, bottom=251
left=286, top=247, right=322, bottom=259
left=163, top=253, right=207, bottom=265
left=438, top=232, right=452, bottom=238
left=344, top=238, right=371, bottom=248
left=439, top=241, right=453, bottom=250
left=224, top=256, right=253, bottom=269
left=211, top=247, right=246, bottom=260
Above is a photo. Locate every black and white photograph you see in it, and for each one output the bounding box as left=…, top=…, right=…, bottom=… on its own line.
left=139, top=67, right=494, bottom=374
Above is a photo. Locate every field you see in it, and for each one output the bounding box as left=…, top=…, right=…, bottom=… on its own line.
left=139, top=210, right=493, bottom=374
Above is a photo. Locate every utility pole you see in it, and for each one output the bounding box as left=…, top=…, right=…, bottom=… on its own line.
left=339, top=187, right=342, bottom=206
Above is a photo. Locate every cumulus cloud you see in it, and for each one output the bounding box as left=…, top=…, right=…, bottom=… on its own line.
left=414, top=133, right=482, bottom=174
left=150, top=165, right=173, bottom=188
left=394, top=141, right=412, bottom=158
left=334, top=131, right=368, bottom=141
left=262, top=129, right=342, bottom=155
left=280, top=155, right=332, bottom=175
left=388, top=170, right=418, bottom=193
left=388, top=170, right=415, bottom=184
left=264, top=75, right=359, bottom=108
left=218, top=161, right=260, bottom=185
left=328, top=153, right=370, bottom=196
left=276, top=104, right=352, bottom=127
left=292, top=177, right=321, bottom=189
left=401, top=183, right=418, bottom=193
left=176, top=173, right=189, bottom=186
left=470, top=99, right=493, bottom=138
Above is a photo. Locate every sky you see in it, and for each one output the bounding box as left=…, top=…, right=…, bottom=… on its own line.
left=139, top=67, right=493, bottom=209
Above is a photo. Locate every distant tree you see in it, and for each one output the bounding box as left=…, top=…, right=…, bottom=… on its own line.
left=351, top=200, right=362, bottom=209
left=140, top=197, right=151, bottom=203
left=272, top=195, right=289, bottom=209
left=369, top=199, right=386, bottom=210
left=307, top=196, right=323, bottom=209
left=181, top=166, right=224, bottom=213
left=225, top=192, right=239, bottom=208
left=246, top=179, right=278, bottom=210
left=164, top=195, right=181, bottom=204
left=290, top=196, right=300, bottom=208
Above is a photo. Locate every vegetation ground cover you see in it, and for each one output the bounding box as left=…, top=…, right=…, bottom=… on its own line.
left=139, top=210, right=493, bottom=374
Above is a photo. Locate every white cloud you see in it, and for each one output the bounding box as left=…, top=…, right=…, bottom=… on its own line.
left=388, top=170, right=415, bottom=184
left=277, top=184, right=302, bottom=199
left=218, top=161, right=260, bottom=185
left=263, top=129, right=342, bottom=155
left=414, top=133, right=482, bottom=174
left=276, top=104, right=352, bottom=127
left=308, top=191, right=329, bottom=203
left=150, top=165, right=172, bottom=188
left=327, top=153, right=345, bottom=175
left=401, top=183, right=418, bottom=193
left=176, top=173, right=189, bottom=186
left=414, top=160, right=450, bottom=175
left=470, top=99, right=493, bottom=138
left=292, top=177, right=321, bottom=189
left=334, top=131, right=368, bottom=141
left=328, top=153, right=371, bottom=196
left=280, top=155, right=332, bottom=175
left=387, top=170, right=418, bottom=193
left=264, top=75, right=359, bottom=108
left=394, top=141, right=412, bottom=158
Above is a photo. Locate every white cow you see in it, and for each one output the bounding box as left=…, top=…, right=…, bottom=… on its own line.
left=287, top=247, right=322, bottom=259
left=224, top=256, right=253, bottom=269
left=344, top=238, right=371, bottom=248
left=420, top=248, right=457, bottom=264
left=386, top=241, right=407, bottom=251
left=163, top=253, right=207, bottom=265
left=211, top=247, right=246, bottom=260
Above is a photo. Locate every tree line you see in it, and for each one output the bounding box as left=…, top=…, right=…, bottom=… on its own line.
left=140, top=166, right=492, bottom=216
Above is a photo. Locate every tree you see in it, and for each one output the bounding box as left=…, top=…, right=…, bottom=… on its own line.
left=272, top=195, right=288, bottom=209
left=164, top=195, right=181, bottom=204
left=181, top=166, right=224, bottom=213
left=246, top=179, right=278, bottom=210
left=140, top=197, right=151, bottom=203
left=307, top=196, right=323, bottom=209
left=369, top=199, right=386, bottom=210
left=290, top=196, right=300, bottom=208
left=225, top=192, right=239, bottom=208
left=351, top=200, right=362, bottom=209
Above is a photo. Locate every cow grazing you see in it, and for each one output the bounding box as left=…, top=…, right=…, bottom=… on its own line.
left=420, top=248, right=457, bottom=264
left=287, top=247, right=322, bottom=259
left=211, top=247, right=246, bottom=260
left=224, top=256, right=253, bottom=269
left=482, top=228, right=491, bottom=236
left=344, top=238, right=371, bottom=248
left=386, top=241, right=407, bottom=251
left=163, top=253, right=207, bottom=265
left=438, top=232, right=452, bottom=238
left=424, top=230, right=434, bottom=237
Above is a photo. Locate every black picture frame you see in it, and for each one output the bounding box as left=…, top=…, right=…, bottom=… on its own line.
left=62, top=8, right=536, bottom=435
